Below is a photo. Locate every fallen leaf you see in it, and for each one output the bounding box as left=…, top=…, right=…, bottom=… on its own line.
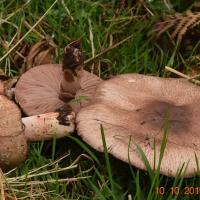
left=3, top=76, right=19, bottom=99
left=21, top=37, right=55, bottom=74
left=34, top=48, right=53, bottom=66
left=0, top=68, right=7, bottom=80
left=12, top=42, right=30, bottom=66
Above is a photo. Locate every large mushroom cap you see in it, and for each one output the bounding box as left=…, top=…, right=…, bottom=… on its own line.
left=15, top=64, right=102, bottom=116
left=76, top=74, right=200, bottom=177
left=0, top=95, right=28, bottom=170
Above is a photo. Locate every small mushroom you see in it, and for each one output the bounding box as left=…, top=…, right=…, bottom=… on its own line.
left=0, top=94, right=74, bottom=170
left=76, top=74, right=200, bottom=177
left=0, top=95, right=27, bottom=170
left=15, top=41, right=102, bottom=116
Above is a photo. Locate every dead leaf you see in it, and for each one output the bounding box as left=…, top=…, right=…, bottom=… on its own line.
left=0, top=68, right=19, bottom=98
left=21, top=37, right=55, bottom=74
left=0, top=36, right=56, bottom=75
left=4, top=76, right=19, bottom=99
left=0, top=68, right=7, bottom=80
left=34, top=48, right=53, bottom=66
left=12, top=42, right=29, bottom=66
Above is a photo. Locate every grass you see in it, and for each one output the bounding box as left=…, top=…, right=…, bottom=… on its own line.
left=1, top=0, right=200, bottom=199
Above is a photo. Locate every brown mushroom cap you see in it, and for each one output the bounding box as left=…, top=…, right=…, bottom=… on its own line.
left=76, top=73, right=200, bottom=177
left=0, top=95, right=28, bottom=170
left=15, top=64, right=102, bottom=116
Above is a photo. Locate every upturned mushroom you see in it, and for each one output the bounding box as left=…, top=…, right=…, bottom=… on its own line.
left=0, top=94, right=74, bottom=170
left=0, top=41, right=101, bottom=170
left=76, top=73, right=200, bottom=177
left=15, top=40, right=102, bottom=116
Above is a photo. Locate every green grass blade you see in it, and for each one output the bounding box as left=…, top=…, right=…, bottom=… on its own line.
left=100, top=124, right=116, bottom=199
left=127, top=136, right=136, bottom=180
left=195, top=153, right=200, bottom=176
left=68, top=135, right=101, bottom=166
left=135, top=143, right=154, bottom=180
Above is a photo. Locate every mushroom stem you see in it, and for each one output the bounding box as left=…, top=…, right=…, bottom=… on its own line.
left=22, top=112, right=75, bottom=141
left=59, top=40, right=84, bottom=102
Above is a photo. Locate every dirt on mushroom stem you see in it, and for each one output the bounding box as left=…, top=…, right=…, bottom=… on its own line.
left=22, top=111, right=75, bottom=141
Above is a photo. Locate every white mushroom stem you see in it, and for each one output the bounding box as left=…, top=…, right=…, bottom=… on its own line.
left=22, top=112, right=75, bottom=141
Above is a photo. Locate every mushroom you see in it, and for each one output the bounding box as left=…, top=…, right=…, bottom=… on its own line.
left=15, top=41, right=102, bottom=116
left=0, top=94, right=74, bottom=170
left=76, top=73, right=200, bottom=177
left=0, top=95, right=27, bottom=170
left=15, top=64, right=66, bottom=116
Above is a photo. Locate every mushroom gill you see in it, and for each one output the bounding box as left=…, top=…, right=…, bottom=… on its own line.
left=15, top=41, right=102, bottom=116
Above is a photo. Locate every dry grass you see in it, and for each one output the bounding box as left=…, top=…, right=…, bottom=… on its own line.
left=0, top=153, right=93, bottom=199
left=152, top=11, right=200, bottom=41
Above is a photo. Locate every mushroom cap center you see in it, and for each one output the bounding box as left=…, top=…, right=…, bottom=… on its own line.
left=136, top=100, right=191, bottom=134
